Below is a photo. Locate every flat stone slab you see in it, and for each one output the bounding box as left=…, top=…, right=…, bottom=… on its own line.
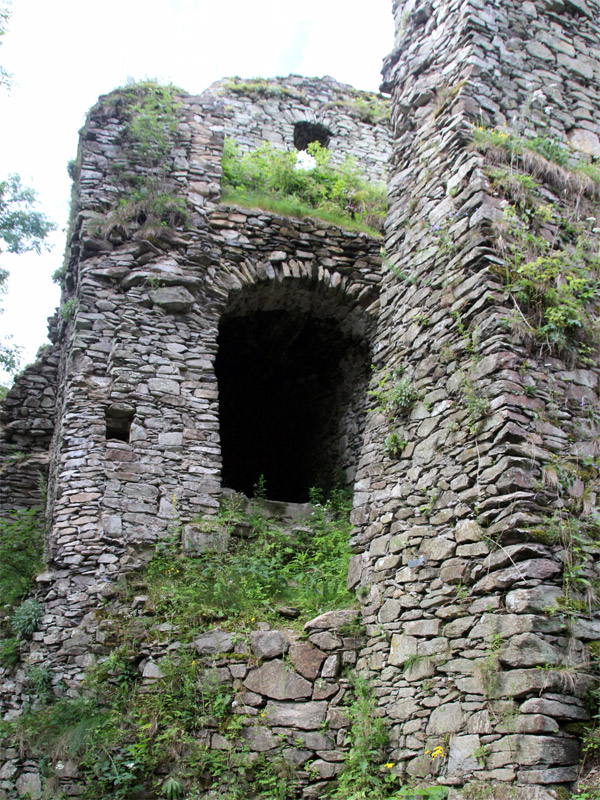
left=250, top=630, right=289, bottom=659
left=149, top=285, right=195, bottom=312
left=194, top=629, right=235, bottom=655
left=243, top=659, right=312, bottom=700
left=264, top=700, right=327, bottom=729
left=304, top=609, right=358, bottom=632
left=289, top=642, right=327, bottom=680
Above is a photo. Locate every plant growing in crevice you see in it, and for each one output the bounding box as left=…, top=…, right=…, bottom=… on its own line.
left=60, top=297, right=77, bottom=321
left=370, top=366, right=418, bottom=462
left=369, top=367, right=418, bottom=420
left=384, top=432, right=406, bottom=459
left=11, top=598, right=43, bottom=640
left=96, top=81, right=190, bottom=241
left=330, top=676, right=448, bottom=800
left=477, top=632, right=503, bottom=698
left=473, top=120, right=600, bottom=362
left=380, top=246, right=415, bottom=283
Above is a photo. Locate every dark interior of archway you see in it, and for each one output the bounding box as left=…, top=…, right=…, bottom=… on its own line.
left=216, top=310, right=366, bottom=502
left=293, top=121, right=332, bottom=151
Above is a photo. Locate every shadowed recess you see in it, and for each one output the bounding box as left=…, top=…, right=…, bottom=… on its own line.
left=293, top=121, right=332, bottom=151
left=216, top=309, right=369, bottom=502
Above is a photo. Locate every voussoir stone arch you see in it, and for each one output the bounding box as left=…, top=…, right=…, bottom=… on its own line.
left=211, top=254, right=379, bottom=340
left=212, top=254, right=375, bottom=502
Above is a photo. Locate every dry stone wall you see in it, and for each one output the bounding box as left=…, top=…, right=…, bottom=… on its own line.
left=346, top=0, right=600, bottom=794
left=206, top=75, right=391, bottom=185
left=0, top=77, right=384, bottom=780
left=0, top=341, right=60, bottom=513
left=2, top=3, right=600, bottom=797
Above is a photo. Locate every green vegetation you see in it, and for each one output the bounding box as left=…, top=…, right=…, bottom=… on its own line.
left=60, top=296, right=77, bottom=321
left=0, top=509, right=44, bottom=666
left=98, top=81, right=189, bottom=239
left=324, top=94, right=390, bottom=125
left=139, top=488, right=354, bottom=630
left=11, top=598, right=43, bottom=640
left=383, top=432, right=406, bottom=459
left=369, top=366, right=417, bottom=462
left=330, top=677, right=448, bottom=800
left=369, top=367, right=418, bottom=420
left=221, top=138, right=386, bottom=235
left=222, top=76, right=307, bottom=103
left=0, top=508, right=44, bottom=607
left=380, top=246, right=415, bottom=283
left=472, top=125, right=571, bottom=170
left=0, top=492, right=361, bottom=799
left=472, top=127, right=600, bottom=360
left=534, top=513, right=600, bottom=615
left=1, top=649, right=298, bottom=800
left=1, top=665, right=445, bottom=800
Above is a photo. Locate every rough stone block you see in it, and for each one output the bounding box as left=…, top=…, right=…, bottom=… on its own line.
left=447, top=734, right=482, bottom=775
left=264, top=701, right=327, bottom=729
left=389, top=633, right=418, bottom=666
left=499, top=633, right=563, bottom=668
left=195, top=629, right=235, bottom=655
left=487, top=735, right=580, bottom=768
left=426, top=703, right=465, bottom=734
left=289, top=642, right=326, bottom=680
left=243, top=660, right=312, bottom=700
left=250, top=630, right=289, bottom=659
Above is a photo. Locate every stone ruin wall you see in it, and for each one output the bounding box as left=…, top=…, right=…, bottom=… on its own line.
left=0, top=77, right=389, bottom=798
left=348, top=0, right=600, bottom=794
left=1, top=1, right=600, bottom=797
left=205, top=75, right=391, bottom=184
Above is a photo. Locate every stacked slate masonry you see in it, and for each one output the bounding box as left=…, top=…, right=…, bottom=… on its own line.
left=0, top=1, right=600, bottom=797
left=0, top=76, right=390, bottom=799
left=351, top=0, right=600, bottom=795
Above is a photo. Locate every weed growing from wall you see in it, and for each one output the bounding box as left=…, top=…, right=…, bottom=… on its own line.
left=221, top=138, right=386, bottom=235
left=472, top=127, right=600, bottom=361
left=369, top=366, right=417, bottom=461
left=330, top=676, right=448, bottom=800
left=369, top=367, right=418, bottom=420
left=99, top=82, right=189, bottom=238
left=222, top=76, right=308, bottom=103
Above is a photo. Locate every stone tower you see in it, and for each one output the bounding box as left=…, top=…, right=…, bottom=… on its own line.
left=1, top=0, right=600, bottom=797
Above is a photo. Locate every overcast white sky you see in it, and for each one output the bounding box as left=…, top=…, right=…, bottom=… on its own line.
left=0, top=0, right=393, bottom=385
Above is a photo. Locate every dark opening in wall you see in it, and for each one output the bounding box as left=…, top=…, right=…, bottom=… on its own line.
left=105, top=403, right=135, bottom=443
left=294, top=122, right=332, bottom=151
left=216, top=309, right=369, bottom=503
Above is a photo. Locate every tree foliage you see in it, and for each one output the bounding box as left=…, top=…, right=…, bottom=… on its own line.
left=0, top=4, right=55, bottom=374
left=0, top=2, right=11, bottom=89
left=0, top=174, right=55, bottom=256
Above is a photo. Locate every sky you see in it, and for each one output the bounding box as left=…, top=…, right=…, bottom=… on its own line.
left=0, top=0, right=394, bottom=385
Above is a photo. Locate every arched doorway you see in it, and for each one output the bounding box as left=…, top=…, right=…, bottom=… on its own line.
left=215, top=283, right=371, bottom=502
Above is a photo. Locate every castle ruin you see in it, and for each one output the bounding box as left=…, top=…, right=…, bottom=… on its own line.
left=1, top=0, right=600, bottom=797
